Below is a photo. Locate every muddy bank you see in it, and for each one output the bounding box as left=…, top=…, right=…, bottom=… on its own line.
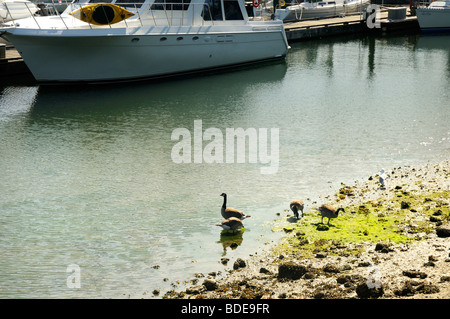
left=164, top=161, right=450, bottom=299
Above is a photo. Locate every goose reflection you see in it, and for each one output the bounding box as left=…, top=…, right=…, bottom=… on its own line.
left=217, top=229, right=245, bottom=256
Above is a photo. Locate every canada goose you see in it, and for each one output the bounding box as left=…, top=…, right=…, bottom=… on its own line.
left=290, top=200, right=304, bottom=219
left=379, top=169, right=387, bottom=188
left=216, top=217, right=244, bottom=233
left=318, top=204, right=345, bottom=225
left=220, top=193, right=250, bottom=220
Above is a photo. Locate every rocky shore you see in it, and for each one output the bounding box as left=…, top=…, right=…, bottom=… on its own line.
left=164, top=160, right=450, bottom=299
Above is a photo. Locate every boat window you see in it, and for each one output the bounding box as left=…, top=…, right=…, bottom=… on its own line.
left=116, top=0, right=146, bottom=8
left=224, top=0, right=243, bottom=20
left=151, top=0, right=191, bottom=10
left=223, top=0, right=244, bottom=20
left=202, top=0, right=223, bottom=21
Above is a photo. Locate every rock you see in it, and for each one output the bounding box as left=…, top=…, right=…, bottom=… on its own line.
left=152, top=289, right=160, bottom=296
left=436, top=224, right=450, bottom=238
left=433, top=209, right=443, bottom=216
left=337, top=275, right=364, bottom=288
left=400, top=201, right=410, bottom=209
left=402, top=270, right=427, bottom=279
left=278, top=262, right=308, bottom=280
left=375, top=242, right=393, bottom=253
left=323, top=264, right=340, bottom=273
left=221, top=258, right=229, bottom=265
left=259, top=267, right=272, bottom=275
left=430, top=216, right=441, bottom=223
left=283, top=226, right=294, bottom=233
left=186, top=286, right=204, bottom=295
left=415, top=283, right=440, bottom=294
left=315, top=252, right=327, bottom=258
left=358, top=261, right=371, bottom=267
left=233, top=258, right=246, bottom=270
left=304, top=272, right=316, bottom=279
left=394, top=281, right=415, bottom=297
left=313, top=291, right=326, bottom=299
left=356, top=282, right=384, bottom=299
left=316, top=224, right=329, bottom=231
left=203, top=278, right=218, bottom=291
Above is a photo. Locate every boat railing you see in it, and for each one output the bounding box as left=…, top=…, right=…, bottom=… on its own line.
left=413, top=0, right=432, bottom=8
left=1, top=2, right=219, bottom=29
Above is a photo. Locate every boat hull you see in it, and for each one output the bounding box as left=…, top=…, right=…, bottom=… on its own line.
left=416, top=8, right=450, bottom=32
left=3, top=26, right=288, bottom=83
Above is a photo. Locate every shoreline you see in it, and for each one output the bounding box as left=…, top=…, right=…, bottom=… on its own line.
left=164, top=160, right=450, bottom=299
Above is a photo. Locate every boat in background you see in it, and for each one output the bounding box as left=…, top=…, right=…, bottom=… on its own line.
left=416, top=0, right=450, bottom=32
left=0, top=0, right=38, bottom=22
left=274, top=0, right=370, bottom=21
left=0, top=0, right=289, bottom=84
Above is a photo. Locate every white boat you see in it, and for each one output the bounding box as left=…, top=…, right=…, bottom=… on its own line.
left=0, top=0, right=289, bottom=84
left=416, top=0, right=450, bottom=32
left=0, top=0, right=38, bottom=22
left=274, top=0, right=370, bottom=22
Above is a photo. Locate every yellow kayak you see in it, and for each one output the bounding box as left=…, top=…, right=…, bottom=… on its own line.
left=70, top=4, right=135, bottom=26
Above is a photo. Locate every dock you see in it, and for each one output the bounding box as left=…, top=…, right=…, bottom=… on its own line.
left=0, top=7, right=420, bottom=79
left=0, top=41, right=31, bottom=77
left=284, top=8, right=420, bottom=41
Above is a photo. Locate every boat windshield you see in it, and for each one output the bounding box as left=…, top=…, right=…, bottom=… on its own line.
left=151, top=0, right=191, bottom=10
left=115, top=0, right=146, bottom=8
left=202, top=0, right=244, bottom=20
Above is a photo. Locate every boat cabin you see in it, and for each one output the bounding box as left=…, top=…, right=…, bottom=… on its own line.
left=64, top=0, right=250, bottom=26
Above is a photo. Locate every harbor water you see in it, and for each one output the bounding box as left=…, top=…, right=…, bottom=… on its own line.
left=0, top=34, right=449, bottom=298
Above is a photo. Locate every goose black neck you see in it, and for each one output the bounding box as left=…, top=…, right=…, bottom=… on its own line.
left=222, top=194, right=227, bottom=208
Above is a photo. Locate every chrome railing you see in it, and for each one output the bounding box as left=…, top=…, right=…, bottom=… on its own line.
left=1, top=1, right=221, bottom=29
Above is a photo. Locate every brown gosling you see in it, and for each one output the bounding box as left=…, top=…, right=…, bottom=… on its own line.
left=318, top=204, right=345, bottom=225
left=290, top=200, right=304, bottom=219
left=220, top=193, right=250, bottom=220
left=216, top=217, right=244, bottom=233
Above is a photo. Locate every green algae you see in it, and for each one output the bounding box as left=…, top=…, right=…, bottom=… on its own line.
left=272, top=190, right=449, bottom=260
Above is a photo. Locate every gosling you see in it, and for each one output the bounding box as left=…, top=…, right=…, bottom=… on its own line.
left=216, top=217, right=244, bottom=233
left=220, top=193, right=250, bottom=220
left=290, top=200, right=304, bottom=219
left=318, top=204, right=345, bottom=225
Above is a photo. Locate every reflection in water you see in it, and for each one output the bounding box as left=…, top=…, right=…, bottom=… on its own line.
left=0, top=86, right=38, bottom=122
left=218, top=230, right=244, bottom=256
left=0, top=34, right=449, bottom=298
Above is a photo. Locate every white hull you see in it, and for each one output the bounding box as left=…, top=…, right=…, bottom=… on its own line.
left=1, top=1, right=289, bottom=83
left=416, top=7, right=450, bottom=32
left=5, top=26, right=287, bottom=83
left=275, top=0, right=370, bottom=21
